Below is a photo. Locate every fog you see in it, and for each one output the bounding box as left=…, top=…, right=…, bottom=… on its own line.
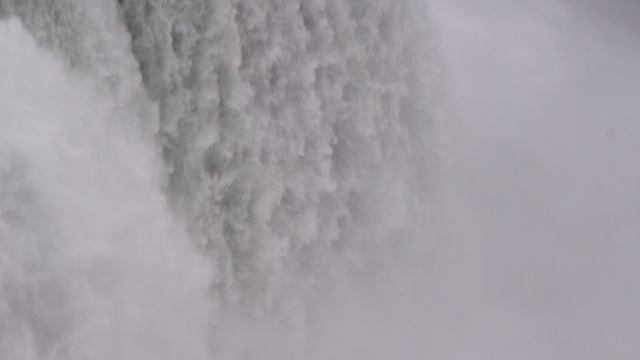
left=430, top=0, right=640, bottom=358
left=1, top=1, right=638, bottom=359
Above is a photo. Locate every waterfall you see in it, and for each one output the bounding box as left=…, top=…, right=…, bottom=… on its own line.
left=0, top=1, right=438, bottom=358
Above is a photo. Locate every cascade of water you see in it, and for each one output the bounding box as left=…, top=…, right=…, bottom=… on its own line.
left=0, top=1, right=438, bottom=358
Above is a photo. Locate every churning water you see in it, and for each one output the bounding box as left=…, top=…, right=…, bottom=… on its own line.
left=0, top=1, right=438, bottom=359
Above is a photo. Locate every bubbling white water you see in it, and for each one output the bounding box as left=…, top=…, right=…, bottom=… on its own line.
left=0, top=0, right=438, bottom=357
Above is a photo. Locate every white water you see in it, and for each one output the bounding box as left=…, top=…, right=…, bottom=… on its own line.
left=0, top=1, right=437, bottom=359
left=3, top=0, right=640, bottom=359
left=7, top=0, right=639, bottom=358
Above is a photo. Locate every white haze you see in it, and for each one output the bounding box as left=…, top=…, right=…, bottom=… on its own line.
left=1, top=0, right=638, bottom=359
left=0, top=19, right=212, bottom=359
left=430, top=0, right=640, bottom=358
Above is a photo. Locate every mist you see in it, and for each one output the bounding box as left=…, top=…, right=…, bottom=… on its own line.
left=429, top=0, right=640, bottom=358
left=1, top=0, right=638, bottom=359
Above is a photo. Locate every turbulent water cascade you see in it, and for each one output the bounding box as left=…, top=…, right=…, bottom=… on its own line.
left=115, top=0, right=438, bottom=311
left=0, top=0, right=439, bottom=358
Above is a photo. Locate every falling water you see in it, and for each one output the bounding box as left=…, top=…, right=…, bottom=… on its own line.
left=0, top=1, right=439, bottom=359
